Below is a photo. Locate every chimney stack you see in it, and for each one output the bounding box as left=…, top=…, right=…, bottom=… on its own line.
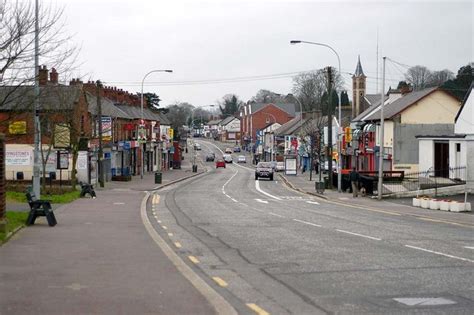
left=38, top=65, right=48, bottom=86
left=49, top=68, right=58, bottom=84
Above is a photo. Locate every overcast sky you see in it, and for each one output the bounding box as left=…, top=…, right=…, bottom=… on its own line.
left=58, top=0, right=472, bottom=108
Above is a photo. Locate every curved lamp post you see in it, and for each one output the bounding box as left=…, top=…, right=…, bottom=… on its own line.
left=140, top=69, right=173, bottom=179
left=290, top=40, right=342, bottom=192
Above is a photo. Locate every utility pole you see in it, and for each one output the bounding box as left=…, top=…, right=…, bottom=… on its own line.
left=32, top=0, right=41, bottom=198
left=377, top=57, right=386, bottom=200
left=327, top=66, right=333, bottom=189
left=96, top=80, right=104, bottom=188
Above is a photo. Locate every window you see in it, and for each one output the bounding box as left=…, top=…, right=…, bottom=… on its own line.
left=456, top=143, right=461, bottom=152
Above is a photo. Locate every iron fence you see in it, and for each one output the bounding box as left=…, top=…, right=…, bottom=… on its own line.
left=370, top=166, right=467, bottom=196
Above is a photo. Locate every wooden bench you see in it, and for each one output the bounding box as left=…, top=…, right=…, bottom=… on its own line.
left=25, top=189, right=57, bottom=227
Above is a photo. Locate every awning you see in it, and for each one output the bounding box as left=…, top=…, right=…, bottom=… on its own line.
left=363, top=123, right=376, bottom=132
left=352, top=129, right=362, bottom=139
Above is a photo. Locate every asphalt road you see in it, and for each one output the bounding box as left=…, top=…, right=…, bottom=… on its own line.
left=150, top=140, right=474, bottom=315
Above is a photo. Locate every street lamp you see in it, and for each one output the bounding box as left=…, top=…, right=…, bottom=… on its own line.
left=140, top=69, right=172, bottom=179
left=290, top=40, right=342, bottom=192
left=291, top=96, right=304, bottom=170
left=262, top=112, right=277, bottom=162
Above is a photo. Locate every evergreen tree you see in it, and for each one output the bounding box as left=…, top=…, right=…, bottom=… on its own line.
left=340, top=91, right=350, bottom=106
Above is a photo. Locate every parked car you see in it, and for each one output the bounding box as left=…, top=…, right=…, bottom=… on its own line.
left=237, top=155, right=246, bottom=163
left=255, top=162, right=274, bottom=180
left=225, top=148, right=233, bottom=154
left=215, top=159, right=226, bottom=168
left=194, top=143, right=201, bottom=150
left=275, top=161, right=285, bottom=172
left=223, top=154, right=233, bottom=163
left=233, top=146, right=241, bottom=152
left=206, top=152, right=215, bottom=162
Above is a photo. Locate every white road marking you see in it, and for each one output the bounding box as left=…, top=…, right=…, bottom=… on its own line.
left=255, top=180, right=282, bottom=200
left=268, top=212, right=285, bottom=218
left=306, top=201, right=320, bottom=205
left=255, top=199, right=268, bottom=204
left=293, top=218, right=322, bottom=227
left=230, top=197, right=238, bottom=203
left=113, top=202, right=125, bottom=205
left=405, top=245, right=474, bottom=263
left=464, top=246, right=474, bottom=250
left=336, top=229, right=381, bottom=241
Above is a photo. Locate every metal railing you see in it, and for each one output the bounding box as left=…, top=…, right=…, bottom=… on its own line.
left=369, top=166, right=467, bottom=196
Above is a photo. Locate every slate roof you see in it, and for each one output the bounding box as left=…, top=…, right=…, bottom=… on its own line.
left=250, top=102, right=296, bottom=116
left=207, top=119, right=222, bottom=125
left=0, top=85, right=81, bottom=111
left=86, top=93, right=131, bottom=119
left=363, top=87, right=438, bottom=121
left=354, top=56, right=365, bottom=77
left=219, top=116, right=237, bottom=126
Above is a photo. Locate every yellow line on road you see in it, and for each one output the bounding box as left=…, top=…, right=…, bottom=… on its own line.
left=174, top=242, right=182, bottom=248
left=189, top=256, right=200, bottom=264
left=212, top=277, right=228, bottom=287
left=246, top=303, right=270, bottom=315
left=417, top=216, right=468, bottom=227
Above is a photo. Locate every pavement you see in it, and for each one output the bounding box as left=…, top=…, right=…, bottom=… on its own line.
left=1, top=139, right=473, bottom=314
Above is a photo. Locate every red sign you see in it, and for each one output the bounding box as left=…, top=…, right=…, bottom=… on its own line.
left=124, top=123, right=135, bottom=131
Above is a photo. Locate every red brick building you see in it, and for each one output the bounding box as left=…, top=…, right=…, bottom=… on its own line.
left=240, top=102, right=296, bottom=149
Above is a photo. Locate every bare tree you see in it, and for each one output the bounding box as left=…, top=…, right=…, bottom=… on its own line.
left=300, top=115, right=327, bottom=181
left=0, top=0, right=78, bottom=98
left=429, top=69, right=455, bottom=87
left=218, top=94, right=243, bottom=117
left=250, top=89, right=287, bottom=103
left=292, top=68, right=343, bottom=113
left=405, top=65, right=433, bottom=90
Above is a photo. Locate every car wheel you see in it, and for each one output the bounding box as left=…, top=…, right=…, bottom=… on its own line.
left=255, top=174, right=258, bottom=180
left=269, top=175, right=273, bottom=181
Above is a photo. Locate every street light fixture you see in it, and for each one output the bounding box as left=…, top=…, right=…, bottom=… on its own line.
left=290, top=40, right=342, bottom=192
left=140, top=69, right=173, bottom=179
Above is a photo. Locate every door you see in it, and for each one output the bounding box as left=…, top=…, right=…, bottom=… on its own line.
left=434, top=142, right=449, bottom=178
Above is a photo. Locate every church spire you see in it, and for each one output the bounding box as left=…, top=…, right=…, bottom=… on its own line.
left=354, top=55, right=365, bottom=77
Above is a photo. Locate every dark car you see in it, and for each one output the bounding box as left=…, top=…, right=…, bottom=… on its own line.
left=255, top=162, right=274, bottom=180
left=215, top=159, right=226, bottom=168
left=233, top=146, right=241, bottom=152
left=206, top=153, right=215, bottom=162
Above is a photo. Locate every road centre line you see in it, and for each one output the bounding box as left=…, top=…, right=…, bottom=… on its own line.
left=336, top=229, right=382, bottom=241
left=246, top=303, right=270, bottom=315
left=292, top=218, right=322, bottom=227
left=212, top=277, right=228, bottom=287
left=174, top=242, right=182, bottom=248
left=255, top=199, right=268, bottom=204
left=189, top=256, right=200, bottom=264
left=268, top=212, right=285, bottom=218
left=464, top=246, right=474, bottom=249
left=405, top=245, right=474, bottom=263
left=255, top=179, right=282, bottom=200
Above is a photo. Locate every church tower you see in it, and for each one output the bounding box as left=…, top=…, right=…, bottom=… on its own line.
left=352, top=56, right=366, bottom=118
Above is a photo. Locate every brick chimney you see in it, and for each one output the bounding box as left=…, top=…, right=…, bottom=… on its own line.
left=38, top=65, right=48, bottom=86
left=49, top=68, right=58, bottom=84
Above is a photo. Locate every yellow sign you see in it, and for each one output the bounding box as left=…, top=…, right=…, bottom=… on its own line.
left=9, top=121, right=27, bottom=135
left=332, top=151, right=338, bottom=161
left=168, top=128, right=174, bottom=139
left=345, top=127, right=352, bottom=142
left=54, top=124, right=71, bottom=148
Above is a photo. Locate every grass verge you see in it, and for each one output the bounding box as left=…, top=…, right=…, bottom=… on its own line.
left=0, top=212, right=29, bottom=243
left=6, top=190, right=81, bottom=204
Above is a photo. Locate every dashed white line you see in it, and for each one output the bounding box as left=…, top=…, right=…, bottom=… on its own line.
left=293, top=218, right=322, bottom=227
left=336, top=229, right=381, bottom=241
left=255, top=199, right=268, bottom=204
left=464, top=246, right=474, bottom=250
left=268, top=212, right=285, bottom=218
left=405, top=245, right=474, bottom=263
left=306, top=201, right=320, bottom=205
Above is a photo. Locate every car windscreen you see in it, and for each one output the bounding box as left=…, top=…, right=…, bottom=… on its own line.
left=257, top=162, right=272, bottom=168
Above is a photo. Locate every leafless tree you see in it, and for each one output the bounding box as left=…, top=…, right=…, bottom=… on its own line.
left=405, top=65, right=433, bottom=90
left=292, top=68, right=344, bottom=113
left=250, top=89, right=287, bottom=103
left=300, top=114, right=327, bottom=180
left=0, top=0, right=78, bottom=103
left=429, top=69, right=455, bottom=87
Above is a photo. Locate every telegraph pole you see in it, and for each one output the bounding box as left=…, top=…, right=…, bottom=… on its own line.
left=327, top=66, right=333, bottom=189
left=96, top=81, right=104, bottom=188
left=377, top=57, right=386, bottom=200
left=32, top=0, right=41, bottom=198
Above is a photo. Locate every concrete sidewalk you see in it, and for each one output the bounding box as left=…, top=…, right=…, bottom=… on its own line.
left=278, top=170, right=474, bottom=225
left=0, top=150, right=235, bottom=314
